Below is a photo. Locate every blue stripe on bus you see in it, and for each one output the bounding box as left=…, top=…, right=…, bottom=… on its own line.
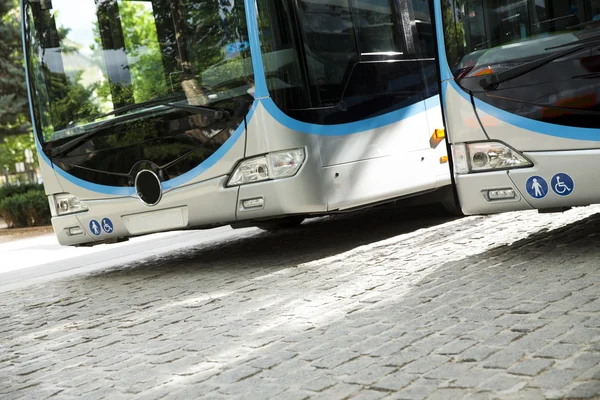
left=446, top=80, right=600, bottom=142
left=259, top=96, right=438, bottom=136
left=244, top=0, right=269, bottom=98
left=432, top=0, right=453, bottom=82
left=161, top=102, right=257, bottom=191
left=472, top=95, right=600, bottom=141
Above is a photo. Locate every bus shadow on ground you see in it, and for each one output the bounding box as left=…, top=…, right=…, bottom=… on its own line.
left=88, top=202, right=459, bottom=280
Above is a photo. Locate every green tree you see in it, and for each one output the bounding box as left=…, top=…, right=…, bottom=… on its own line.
left=443, top=0, right=466, bottom=68
left=0, top=0, right=38, bottom=181
left=0, top=0, right=30, bottom=139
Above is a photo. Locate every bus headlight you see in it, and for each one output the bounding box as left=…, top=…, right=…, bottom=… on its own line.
left=51, top=193, right=89, bottom=216
left=452, top=142, right=532, bottom=174
left=227, top=148, right=305, bottom=186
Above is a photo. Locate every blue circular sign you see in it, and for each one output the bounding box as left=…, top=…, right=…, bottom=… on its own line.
left=525, top=176, right=548, bottom=199
left=101, top=218, right=114, bottom=233
left=89, top=220, right=102, bottom=236
left=551, top=173, right=574, bottom=197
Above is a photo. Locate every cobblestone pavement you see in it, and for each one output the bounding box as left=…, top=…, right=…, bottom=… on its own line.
left=1, top=204, right=600, bottom=400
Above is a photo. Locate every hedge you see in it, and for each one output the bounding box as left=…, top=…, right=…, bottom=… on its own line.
left=0, top=184, right=52, bottom=228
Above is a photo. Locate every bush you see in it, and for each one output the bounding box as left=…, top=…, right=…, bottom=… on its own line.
left=0, top=185, right=51, bottom=228
left=0, top=183, right=43, bottom=199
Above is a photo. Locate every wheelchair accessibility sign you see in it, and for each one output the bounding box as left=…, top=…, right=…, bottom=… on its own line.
left=551, top=173, right=574, bottom=196
left=101, top=218, right=114, bottom=233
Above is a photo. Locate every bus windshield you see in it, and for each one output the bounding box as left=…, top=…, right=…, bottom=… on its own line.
left=23, top=0, right=253, bottom=144
left=442, top=0, right=600, bottom=81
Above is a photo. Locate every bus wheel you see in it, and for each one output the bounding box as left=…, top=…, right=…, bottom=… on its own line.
left=441, top=198, right=464, bottom=217
left=256, top=217, right=305, bottom=232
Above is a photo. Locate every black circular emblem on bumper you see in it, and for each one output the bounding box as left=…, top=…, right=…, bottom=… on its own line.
left=135, top=170, right=162, bottom=206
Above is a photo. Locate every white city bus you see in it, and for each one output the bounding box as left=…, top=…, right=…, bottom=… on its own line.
left=23, top=0, right=455, bottom=247
left=435, top=0, right=600, bottom=215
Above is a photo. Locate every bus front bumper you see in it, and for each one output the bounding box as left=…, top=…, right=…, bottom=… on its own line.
left=51, top=159, right=329, bottom=246
left=51, top=176, right=240, bottom=246
left=456, top=149, right=600, bottom=215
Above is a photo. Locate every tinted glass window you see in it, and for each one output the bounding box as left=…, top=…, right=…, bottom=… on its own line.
left=25, top=0, right=253, bottom=143
left=441, top=0, right=600, bottom=129
left=257, top=0, right=439, bottom=125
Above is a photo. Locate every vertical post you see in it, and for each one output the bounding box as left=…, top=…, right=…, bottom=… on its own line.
left=394, top=0, right=419, bottom=56
left=95, top=0, right=134, bottom=108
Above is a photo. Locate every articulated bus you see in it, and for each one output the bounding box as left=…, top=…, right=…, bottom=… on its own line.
left=23, top=0, right=455, bottom=246
left=435, top=0, right=600, bottom=215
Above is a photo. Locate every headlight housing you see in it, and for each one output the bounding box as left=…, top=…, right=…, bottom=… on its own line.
left=227, top=148, right=305, bottom=186
left=452, top=142, right=532, bottom=174
left=50, top=193, right=89, bottom=216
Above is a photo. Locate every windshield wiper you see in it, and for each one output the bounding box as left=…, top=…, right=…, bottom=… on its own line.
left=96, top=96, right=230, bottom=120
left=479, top=39, right=600, bottom=91
left=50, top=102, right=232, bottom=158
left=545, top=32, right=600, bottom=51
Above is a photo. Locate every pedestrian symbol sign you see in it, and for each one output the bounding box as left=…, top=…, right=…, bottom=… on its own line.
left=89, top=220, right=101, bottom=236
left=526, top=176, right=548, bottom=199
left=102, top=218, right=114, bottom=233
left=551, top=173, right=574, bottom=196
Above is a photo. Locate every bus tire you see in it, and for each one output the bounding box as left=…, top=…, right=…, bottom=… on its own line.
left=256, top=217, right=305, bottom=232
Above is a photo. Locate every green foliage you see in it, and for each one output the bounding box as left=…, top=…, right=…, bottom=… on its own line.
left=117, top=0, right=169, bottom=102
left=443, top=0, right=466, bottom=67
left=0, top=182, right=41, bottom=199
left=0, top=132, right=36, bottom=172
left=0, top=0, right=31, bottom=139
left=48, top=70, right=102, bottom=131
left=0, top=183, right=50, bottom=228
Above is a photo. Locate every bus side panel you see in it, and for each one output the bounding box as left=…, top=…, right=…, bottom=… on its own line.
left=244, top=102, right=321, bottom=160
left=423, top=99, right=452, bottom=187
left=37, top=155, right=64, bottom=196
left=317, top=103, right=431, bottom=167
left=236, top=103, right=328, bottom=221
left=322, top=148, right=439, bottom=211
left=443, top=82, right=488, bottom=143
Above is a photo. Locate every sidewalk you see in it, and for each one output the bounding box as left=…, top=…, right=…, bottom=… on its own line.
left=0, top=217, right=53, bottom=243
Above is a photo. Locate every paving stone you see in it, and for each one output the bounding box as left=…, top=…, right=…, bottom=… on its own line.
left=560, top=329, right=600, bottom=345
left=311, top=383, right=361, bottom=400
left=457, top=346, right=499, bottom=363
left=393, top=378, right=443, bottom=400
left=564, top=381, right=600, bottom=399
left=536, top=343, right=583, bottom=360
left=482, top=349, right=525, bottom=369
left=426, top=388, right=473, bottom=400
left=213, top=366, right=261, bottom=384
left=435, top=339, right=477, bottom=356
left=343, top=366, right=397, bottom=386
left=300, top=376, right=338, bottom=392
left=529, top=369, right=582, bottom=390
left=348, top=389, right=389, bottom=400
left=507, top=358, right=554, bottom=376
left=311, top=350, right=360, bottom=369
left=370, top=371, right=418, bottom=392
left=401, top=356, right=448, bottom=374
left=477, top=374, right=527, bottom=392
left=449, top=368, right=499, bottom=388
